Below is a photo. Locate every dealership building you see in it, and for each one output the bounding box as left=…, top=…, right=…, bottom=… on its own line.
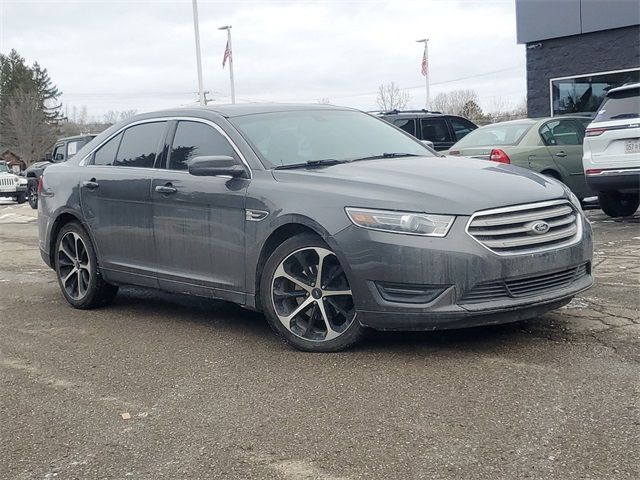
left=516, top=0, right=639, bottom=117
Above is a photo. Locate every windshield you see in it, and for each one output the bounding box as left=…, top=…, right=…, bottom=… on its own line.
left=229, top=109, right=434, bottom=168
left=0, top=163, right=9, bottom=174
left=594, top=88, right=640, bottom=122
left=453, top=122, right=535, bottom=148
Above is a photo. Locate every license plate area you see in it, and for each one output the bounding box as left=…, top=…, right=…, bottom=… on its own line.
left=625, top=139, right=640, bottom=154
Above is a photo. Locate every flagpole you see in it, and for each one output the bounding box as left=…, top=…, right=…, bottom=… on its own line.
left=416, top=38, right=429, bottom=110
left=425, top=40, right=430, bottom=110
left=219, top=25, right=236, bottom=104
left=192, top=0, right=205, bottom=106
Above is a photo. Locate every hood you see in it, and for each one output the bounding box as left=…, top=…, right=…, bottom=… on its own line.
left=271, top=156, right=566, bottom=215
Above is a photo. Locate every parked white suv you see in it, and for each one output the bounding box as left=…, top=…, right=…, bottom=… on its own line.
left=583, top=83, right=640, bottom=217
left=0, top=161, right=27, bottom=204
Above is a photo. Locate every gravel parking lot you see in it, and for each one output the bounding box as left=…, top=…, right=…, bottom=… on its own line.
left=0, top=200, right=638, bottom=480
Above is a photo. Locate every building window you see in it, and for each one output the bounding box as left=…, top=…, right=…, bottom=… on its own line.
left=550, top=68, right=640, bottom=117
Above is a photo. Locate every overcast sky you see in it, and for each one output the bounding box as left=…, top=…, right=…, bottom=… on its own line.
left=1, top=0, right=526, bottom=120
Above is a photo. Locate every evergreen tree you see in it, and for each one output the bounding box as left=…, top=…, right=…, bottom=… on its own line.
left=0, top=49, right=62, bottom=164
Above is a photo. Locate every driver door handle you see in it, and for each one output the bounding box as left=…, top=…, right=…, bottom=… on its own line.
left=82, top=179, right=99, bottom=190
left=555, top=151, right=567, bottom=158
left=155, top=184, right=177, bottom=194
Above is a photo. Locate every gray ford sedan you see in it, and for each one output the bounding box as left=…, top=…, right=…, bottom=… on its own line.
left=38, top=104, right=593, bottom=351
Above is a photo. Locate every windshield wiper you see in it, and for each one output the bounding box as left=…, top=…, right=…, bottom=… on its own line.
left=274, top=159, right=347, bottom=170
left=351, top=152, right=420, bottom=162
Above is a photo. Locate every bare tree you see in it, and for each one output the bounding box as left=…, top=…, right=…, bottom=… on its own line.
left=484, top=97, right=528, bottom=124
left=2, top=89, right=57, bottom=165
left=376, top=82, right=410, bottom=111
left=119, top=109, right=138, bottom=121
left=103, top=110, right=120, bottom=124
left=431, top=89, right=481, bottom=116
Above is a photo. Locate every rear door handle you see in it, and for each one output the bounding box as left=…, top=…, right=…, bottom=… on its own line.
left=555, top=151, right=567, bottom=158
left=82, top=180, right=99, bottom=190
left=155, top=184, right=177, bottom=194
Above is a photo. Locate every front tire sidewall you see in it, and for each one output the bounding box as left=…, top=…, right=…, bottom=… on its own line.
left=260, top=234, right=365, bottom=352
left=54, top=222, right=114, bottom=309
left=27, top=185, right=38, bottom=209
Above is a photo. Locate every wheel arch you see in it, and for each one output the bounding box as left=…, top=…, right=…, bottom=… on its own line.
left=48, top=209, right=91, bottom=267
left=252, top=216, right=342, bottom=311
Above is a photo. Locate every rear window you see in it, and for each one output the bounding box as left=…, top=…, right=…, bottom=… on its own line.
left=453, top=122, right=534, bottom=148
left=594, top=88, right=640, bottom=123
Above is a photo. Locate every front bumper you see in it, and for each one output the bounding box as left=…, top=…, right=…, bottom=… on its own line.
left=333, top=214, right=593, bottom=331
left=0, top=185, right=26, bottom=197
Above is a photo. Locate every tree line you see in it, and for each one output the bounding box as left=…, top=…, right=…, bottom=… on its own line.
left=375, top=82, right=527, bottom=125
left=0, top=49, right=134, bottom=166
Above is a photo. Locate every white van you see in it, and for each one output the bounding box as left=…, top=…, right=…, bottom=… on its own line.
left=583, top=83, right=640, bottom=217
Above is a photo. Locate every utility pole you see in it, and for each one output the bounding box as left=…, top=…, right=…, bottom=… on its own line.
left=416, top=38, right=429, bottom=110
left=219, top=25, right=236, bottom=104
left=192, top=0, right=205, bottom=106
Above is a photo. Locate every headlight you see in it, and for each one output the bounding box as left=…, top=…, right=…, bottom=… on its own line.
left=345, top=207, right=455, bottom=237
left=561, top=184, right=582, bottom=211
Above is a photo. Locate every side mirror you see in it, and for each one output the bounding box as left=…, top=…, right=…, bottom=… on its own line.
left=187, top=155, right=247, bottom=178
left=45, top=152, right=52, bottom=161
left=420, top=140, right=435, bottom=149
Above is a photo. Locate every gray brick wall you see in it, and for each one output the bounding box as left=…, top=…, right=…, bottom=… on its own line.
left=526, top=25, right=640, bottom=117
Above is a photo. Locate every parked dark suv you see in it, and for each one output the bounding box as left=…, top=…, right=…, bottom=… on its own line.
left=25, top=134, right=96, bottom=209
left=377, top=110, right=478, bottom=151
left=38, top=104, right=592, bottom=352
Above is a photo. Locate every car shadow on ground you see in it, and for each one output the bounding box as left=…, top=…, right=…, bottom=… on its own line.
left=108, top=286, right=534, bottom=354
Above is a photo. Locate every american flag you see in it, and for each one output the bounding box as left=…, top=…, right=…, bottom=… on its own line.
left=222, top=40, right=231, bottom=68
left=420, top=47, right=428, bottom=76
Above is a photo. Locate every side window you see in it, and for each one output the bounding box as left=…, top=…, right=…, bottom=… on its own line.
left=67, top=141, right=80, bottom=158
left=540, top=120, right=582, bottom=146
left=168, top=121, right=236, bottom=171
left=449, top=118, right=476, bottom=141
left=53, top=144, right=65, bottom=161
left=420, top=118, right=452, bottom=143
left=93, top=132, right=123, bottom=166
left=115, top=122, right=166, bottom=168
left=393, top=118, right=416, bottom=137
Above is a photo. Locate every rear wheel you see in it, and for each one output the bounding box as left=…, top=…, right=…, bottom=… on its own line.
left=598, top=190, right=639, bottom=218
left=55, top=222, right=118, bottom=309
left=260, top=233, right=365, bottom=352
left=27, top=184, right=38, bottom=209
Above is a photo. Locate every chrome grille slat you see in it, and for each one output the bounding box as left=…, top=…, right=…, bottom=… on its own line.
left=469, top=205, right=573, bottom=227
left=466, top=200, right=581, bottom=255
left=469, top=214, right=576, bottom=237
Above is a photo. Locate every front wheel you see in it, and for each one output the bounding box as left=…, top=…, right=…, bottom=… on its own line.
left=27, top=184, right=38, bottom=209
left=260, top=233, right=366, bottom=352
left=55, top=222, right=118, bottom=309
left=598, top=190, right=639, bottom=218
left=16, top=192, right=26, bottom=204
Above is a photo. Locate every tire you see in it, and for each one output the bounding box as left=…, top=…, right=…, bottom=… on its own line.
left=598, top=190, right=640, bottom=218
left=260, top=233, right=366, bottom=352
left=16, top=192, right=26, bottom=204
left=27, top=184, right=38, bottom=209
left=54, top=222, right=118, bottom=309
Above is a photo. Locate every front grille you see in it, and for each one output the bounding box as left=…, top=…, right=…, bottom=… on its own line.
left=0, top=177, right=16, bottom=186
left=460, top=263, right=589, bottom=304
left=466, top=200, right=580, bottom=255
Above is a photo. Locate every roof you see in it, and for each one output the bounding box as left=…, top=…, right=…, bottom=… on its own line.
left=204, top=102, right=354, bottom=118
left=608, top=82, right=640, bottom=95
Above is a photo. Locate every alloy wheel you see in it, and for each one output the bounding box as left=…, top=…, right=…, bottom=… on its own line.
left=57, top=232, right=91, bottom=300
left=271, top=247, right=355, bottom=342
left=28, top=186, right=37, bottom=204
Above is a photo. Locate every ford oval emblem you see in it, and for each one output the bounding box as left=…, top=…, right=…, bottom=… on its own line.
left=530, top=221, right=550, bottom=235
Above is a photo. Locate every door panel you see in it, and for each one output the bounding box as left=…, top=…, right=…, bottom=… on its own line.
left=80, top=121, right=167, bottom=286
left=152, top=120, right=248, bottom=299
left=539, top=119, right=592, bottom=198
